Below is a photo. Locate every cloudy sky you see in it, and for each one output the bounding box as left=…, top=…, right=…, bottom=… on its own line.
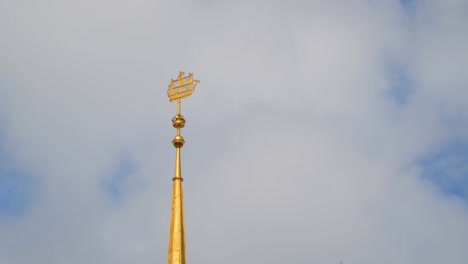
left=1, top=0, right=468, bottom=263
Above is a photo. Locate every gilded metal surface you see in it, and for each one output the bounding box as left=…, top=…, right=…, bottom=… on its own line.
left=167, top=71, right=200, bottom=103
left=166, top=71, right=199, bottom=264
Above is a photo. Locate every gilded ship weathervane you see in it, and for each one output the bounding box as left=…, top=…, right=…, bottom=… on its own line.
left=167, top=71, right=199, bottom=103
left=166, top=71, right=199, bottom=264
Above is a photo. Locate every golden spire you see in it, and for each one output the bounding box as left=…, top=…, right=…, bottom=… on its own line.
left=166, top=71, right=200, bottom=264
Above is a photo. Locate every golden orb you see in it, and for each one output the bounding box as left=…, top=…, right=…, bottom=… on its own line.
left=172, top=135, right=185, bottom=148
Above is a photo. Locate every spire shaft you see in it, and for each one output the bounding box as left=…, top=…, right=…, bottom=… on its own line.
left=168, top=112, right=187, bottom=264
left=167, top=147, right=186, bottom=264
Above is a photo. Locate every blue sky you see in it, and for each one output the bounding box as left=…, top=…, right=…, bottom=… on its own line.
left=420, top=141, right=468, bottom=199
left=0, top=166, right=38, bottom=217
left=0, top=125, right=39, bottom=218
left=1, top=0, right=468, bottom=263
left=385, top=61, right=414, bottom=106
left=102, top=155, right=138, bottom=203
left=400, top=0, right=416, bottom=16
left=0, top=134, right=34, bottom=217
